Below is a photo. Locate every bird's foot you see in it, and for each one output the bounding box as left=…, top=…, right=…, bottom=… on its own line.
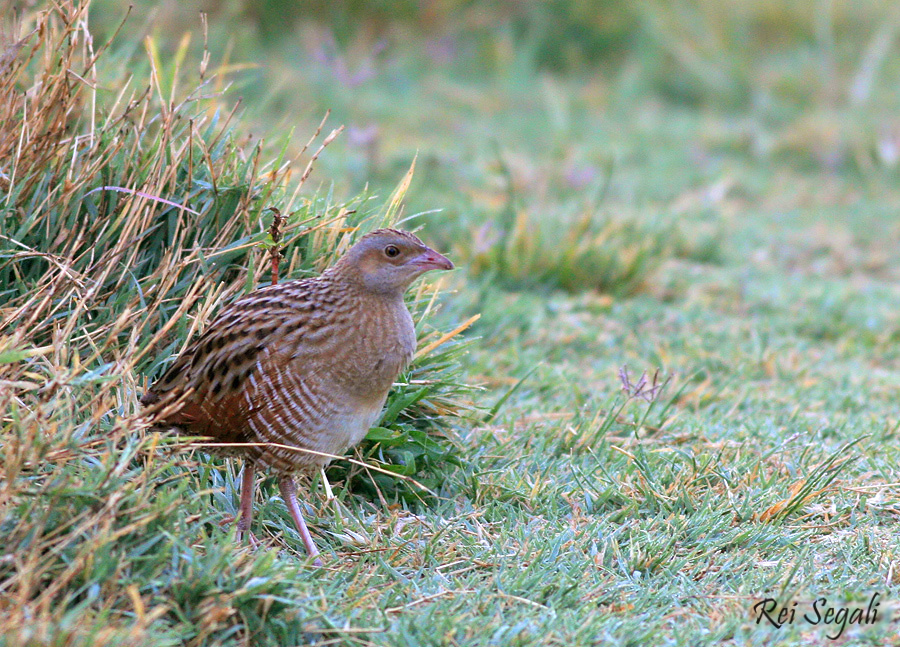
left=236, top=520, right=259, bottom=547
left=220, top=515, right=259, bottom=547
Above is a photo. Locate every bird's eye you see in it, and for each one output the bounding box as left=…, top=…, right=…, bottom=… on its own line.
left=384, top=245, right=400, bottom=258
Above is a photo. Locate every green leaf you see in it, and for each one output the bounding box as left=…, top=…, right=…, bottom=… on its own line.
left=0, top=349, right=28, bottom=364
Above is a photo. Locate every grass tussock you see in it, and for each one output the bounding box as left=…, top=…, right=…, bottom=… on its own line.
left=0, top=2, right=473, bottom=643
left=458, top=203, right=722, bottom=296
left=463, top=209, right=668, bottom=295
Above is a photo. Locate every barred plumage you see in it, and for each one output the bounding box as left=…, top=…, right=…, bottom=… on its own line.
left=142, top=229, right=453, bottom=563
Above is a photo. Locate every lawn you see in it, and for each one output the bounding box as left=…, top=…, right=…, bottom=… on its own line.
left=3, top=1, right=900, bottom=645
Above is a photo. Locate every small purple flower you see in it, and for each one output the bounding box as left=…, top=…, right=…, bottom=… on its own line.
left=564, top=164, right=600, bottom=190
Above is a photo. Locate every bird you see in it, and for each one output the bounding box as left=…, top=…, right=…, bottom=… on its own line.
left=141, top=228, right=454, bottom=563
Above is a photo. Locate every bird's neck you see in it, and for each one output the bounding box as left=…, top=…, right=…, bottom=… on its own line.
left=324, top=261, right=408, bottom=301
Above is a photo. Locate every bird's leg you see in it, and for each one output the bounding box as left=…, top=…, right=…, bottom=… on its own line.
left=236, top=463, right=255, bottom=543
left=278, top=475, right=323, bottom=566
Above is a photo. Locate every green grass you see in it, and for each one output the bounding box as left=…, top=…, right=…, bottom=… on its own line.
left=5, top=0, right=900, bottom=645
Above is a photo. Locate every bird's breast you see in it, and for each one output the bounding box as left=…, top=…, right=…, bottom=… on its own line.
left=317, top=396, right=387, bottom=457
left=328, top=299, right=416, bottom=399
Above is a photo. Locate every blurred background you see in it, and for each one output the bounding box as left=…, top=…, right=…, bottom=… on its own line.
left=80, top=0, right=900, bottom=294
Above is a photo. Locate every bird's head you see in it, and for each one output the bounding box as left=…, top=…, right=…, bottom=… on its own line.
left=333, top=228, right=454, bottom=295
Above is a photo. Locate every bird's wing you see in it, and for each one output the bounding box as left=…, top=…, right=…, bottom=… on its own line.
left=145, top=279, right=326, bottom=426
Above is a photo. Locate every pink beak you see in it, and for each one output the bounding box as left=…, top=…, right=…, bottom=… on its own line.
left=408, top=247, right=454, bottom=271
